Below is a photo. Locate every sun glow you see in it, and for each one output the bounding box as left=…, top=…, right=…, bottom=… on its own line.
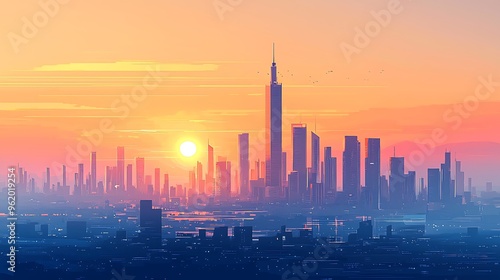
left=180, top=141, right=197, bottom=157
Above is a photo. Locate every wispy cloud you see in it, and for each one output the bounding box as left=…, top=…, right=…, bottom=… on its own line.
left=0, top=103, right=106, bottom=111
left=29, top=61, right=219, bottom=72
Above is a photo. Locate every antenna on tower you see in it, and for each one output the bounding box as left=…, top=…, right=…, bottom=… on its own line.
left=272, top=42, right=275, bottom=64
left=393, top=146, right=396, bottom=157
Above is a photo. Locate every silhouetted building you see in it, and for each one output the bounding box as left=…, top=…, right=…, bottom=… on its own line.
left=233, top=226, right=252, bottom=246
left=197, top=161, right=204, bottom=194
left=78, top=164, right=84, bottom=194
left=126, top=164, right=133, bottom=192
left=389, top=156, right=404, bottom=208
left=117, top=147, right=125, bottom=191
left=357, top=220, right=373, bottom=240
left=324, top=147, right=337, bottom=199
left=455, top=160, right=464, bottom=196
left=441, top=151, right=452, bottom=201
left=239, top=133, right=250, bottom=197
left=265, top=44, right=283, bottom=199
left=213, top=226, right=229, bottom=243
left=216, top=158, right=231, bottom=199
left=44, top=167, right=51, bottom=194
left=90, top=151, right=97, bottom=193
left=155, top=168, right=161, bottom=195
left=136, top=157, right=145, bottom=193
left=365, top=138, right=380, bottom=209
left=428, top=168, right=441, bottom=203
left=292, top=124, right=307, bottom=201
left=139, top=200, right=162, bottom=248
left=404, top=171, right=416, bottom=204
left=343, top=136, right=360, bottom=202
left=207, top=143, right=214, bottom=196
left=310, top=131, right=320, bottom=184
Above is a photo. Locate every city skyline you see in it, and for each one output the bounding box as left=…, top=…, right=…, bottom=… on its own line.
left=4, top=47, right=500, bottom=197
left=2, top=1, right=500, bottom=188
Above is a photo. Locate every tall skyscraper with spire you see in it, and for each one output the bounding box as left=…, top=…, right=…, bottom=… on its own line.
left=365, top=138, right=380, bottom=209
left=117, top=147, right=125, bottom=191
left=265, top=44, right=283, bottom=199
left=343, top=136, right=360, bottom=202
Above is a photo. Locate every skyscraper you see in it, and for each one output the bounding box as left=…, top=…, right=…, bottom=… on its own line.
left=292, top=124, right=307, bottom=200
left=154, top=168, right=160, bottom=195
left=136, top=157, right=145, bottom=194
left=238, top=133, right=250, bottom=197
left=311, top=131, right=320, bottom=184
left=90, top=152, right=97, bottom=193
left=265, top=44, right=283, bottom=199
left=324, top=147, right=337, bottom=197
left=139, top=200, right=162, bottom=248
left=389, top=156, right=404, bottom=208
left=216, top=157, right=231, bottom=199
left=404, top=171, right=416, bottom=204
left=343, top=136, right=360, bottom=202
left=62, top=165, right=66, bottom=189
left=126, top=164, right=133, bottom=192
left=117, top=147, right=125, bottom=191
left=281, top=152, right=287, bottom=190
left=207, top=143, right=214, bottom=196
left=163, top=174, right=169, bottom=200
left=78, top=163, right=84, bottom=194
left=365, top=138, right=381, bottom=209
left=428, top=168, right=441, bottom=203
left=441, top=151, right=452, bottom=201
left=197, top=161, right=204, bottom=194
left=455, top=160, right=465, bottom=196
left=44, top=167, right=51, bottom=194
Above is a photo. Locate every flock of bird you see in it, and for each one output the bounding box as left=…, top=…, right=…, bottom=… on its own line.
left=256, top=68, right=385, bottom=84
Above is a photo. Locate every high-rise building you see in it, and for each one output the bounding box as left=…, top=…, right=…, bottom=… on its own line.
left=44, top=167, right=51, bottom=194
left=288, top=171, right=299, bottom=201
left=365, top=138, right=381, bottom=209
left=139, top=200, right=162, bottom=248
left=90, top=151, right=97, bottom=193
left=389, top=157, right=404, bottom=208
left=311, top=132, right=320, bottom=184
left=126, top=164, right=133, bottom=192
left=239, top=133, right=250, bottom=197
left=136, top=157, right=145, bottom=194
left=441, top=151, right=452, bottom=201
left=404, top=171, right=416, bottom=204
left=154, top=168, right=160, bottom=195
left=281, top=152, right=287, bottom=190
left=207, top=143, right=214, bottom=195
left=455, top=160, right=465, bottom=196
left=62, top=165, right=67, bottom=189
left=78, top=163, right=84, bottom=194
left=292, top=124, right=307, bottom=199
left=265, top=44, right=283, bottom=199
left=324, top=147, right=337, bottom=198
left=216, top=158, right=231, bottom=199
left=117, top=147, right=125, bottom=191
left=145, top=175, right=153, bottom=195
left=163, top=174, right=169, bottom=199
left=197, top=161, right=204, bottom=194
left=428, top=168, right=441, bottom=203
left=343, top=136, right=360, bottom=201
left=233, top=226, right=252, bottom=246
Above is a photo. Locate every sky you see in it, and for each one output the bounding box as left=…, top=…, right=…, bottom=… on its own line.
left=1, top=0, right=500, bottom=189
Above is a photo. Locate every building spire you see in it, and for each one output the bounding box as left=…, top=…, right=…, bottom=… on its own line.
left=272, top=42, right=275, bottom=64
left=270, top=43, right=277, bottom=83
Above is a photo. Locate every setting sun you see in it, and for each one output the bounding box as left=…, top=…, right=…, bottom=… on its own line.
left=180, top=141, right=197, bottom=157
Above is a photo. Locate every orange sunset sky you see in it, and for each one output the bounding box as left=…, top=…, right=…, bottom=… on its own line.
left=1, top=0, right=500, bottom=188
